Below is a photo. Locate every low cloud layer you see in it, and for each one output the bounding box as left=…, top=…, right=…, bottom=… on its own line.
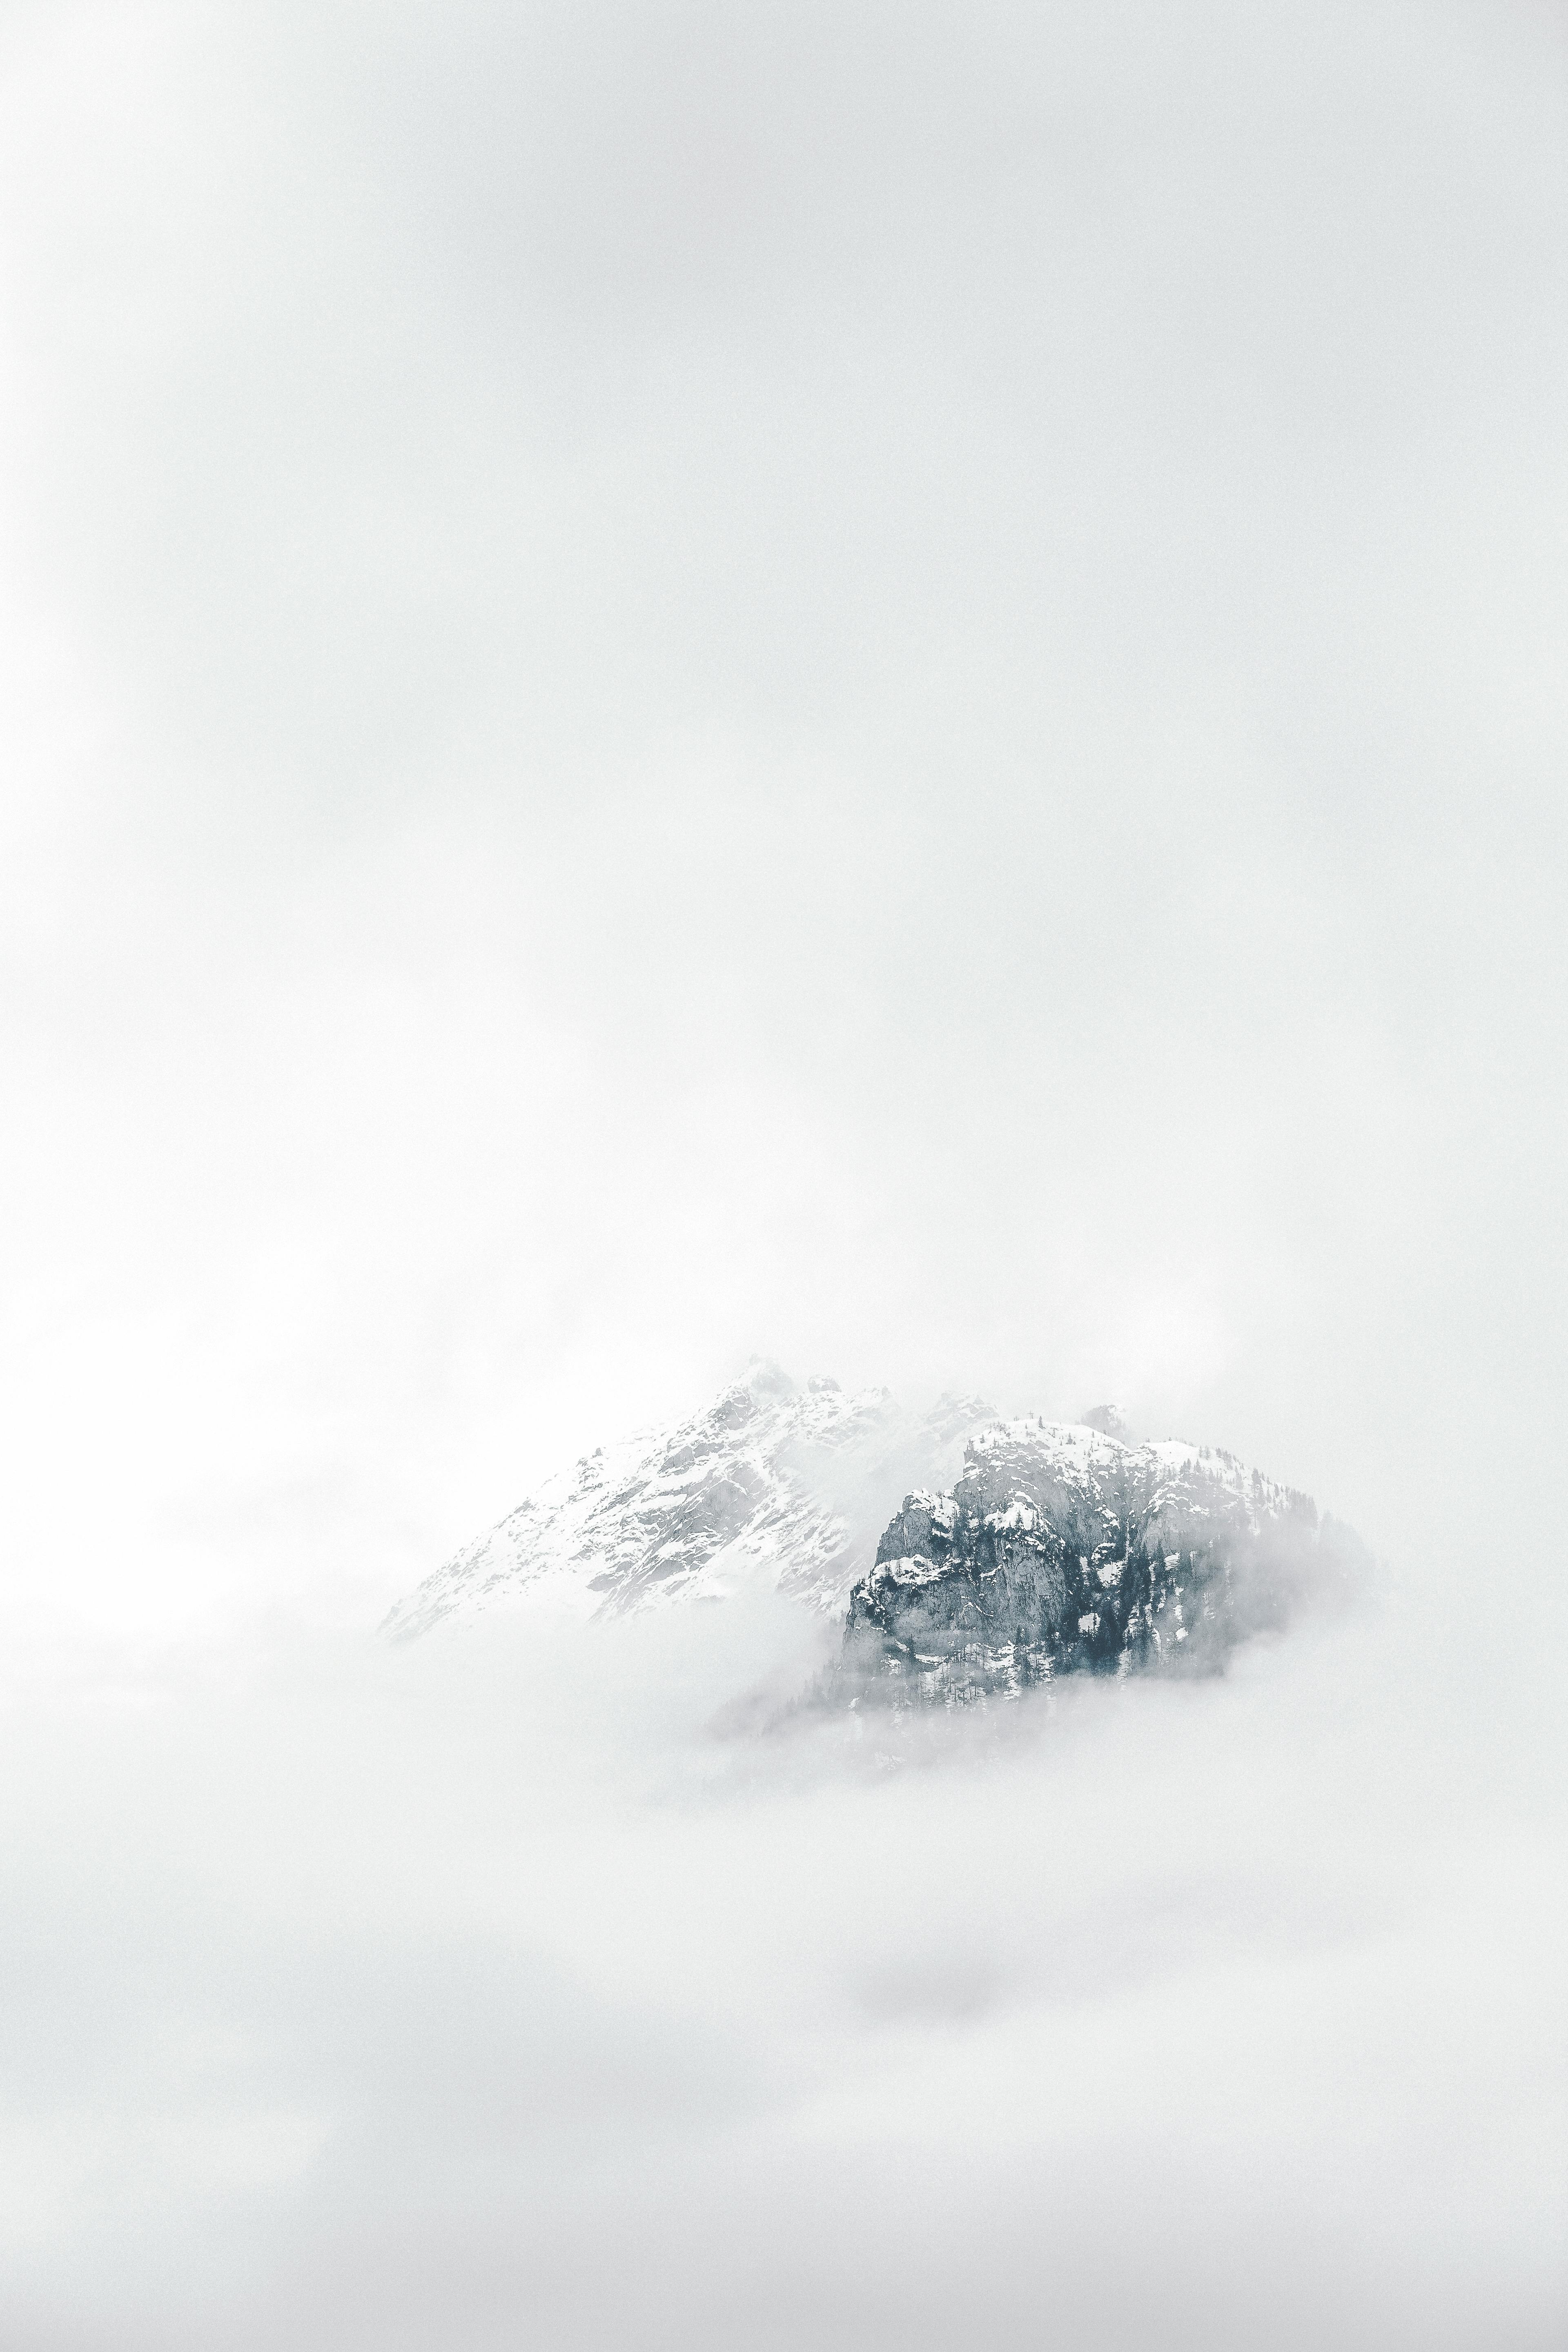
left=2, top=1584, right=1560, bottom=2350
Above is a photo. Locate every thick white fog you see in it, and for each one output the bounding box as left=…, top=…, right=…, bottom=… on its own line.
left=1, top=1592, right=1561, bottom=2348
left=0, top=0, right=1564, bottom=2341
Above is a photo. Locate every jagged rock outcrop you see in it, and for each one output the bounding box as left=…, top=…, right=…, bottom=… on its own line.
left=835, top=1418, right=1369, bottom=1705
left=382, top=1361, right=1000, bottom=1637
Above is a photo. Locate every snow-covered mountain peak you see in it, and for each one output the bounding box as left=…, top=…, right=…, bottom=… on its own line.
left=382, top=1369, right=1366, bottom=1692
left=381, top=1367, right=998, bottom=1640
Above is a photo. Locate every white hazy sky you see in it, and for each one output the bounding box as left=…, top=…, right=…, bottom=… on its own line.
left=2, top=0, right=1564, bottom=1642
left=0, top=12, right=1564, bottom=2342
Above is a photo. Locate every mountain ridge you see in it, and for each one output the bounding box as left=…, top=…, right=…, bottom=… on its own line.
left=381, top=1361, right=1000, bottom=1638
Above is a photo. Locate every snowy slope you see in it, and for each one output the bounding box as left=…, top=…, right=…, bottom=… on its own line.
left=382, top=1361, right=1000, bottom=1639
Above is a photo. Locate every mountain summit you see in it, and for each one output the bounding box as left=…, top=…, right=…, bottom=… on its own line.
left=384, top=1369, right=1370, bottom=1695
left=382, top=1362, right=999, bottom=1638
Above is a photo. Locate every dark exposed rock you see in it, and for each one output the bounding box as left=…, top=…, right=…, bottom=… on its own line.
left=833, top=1419, right=1371, bottom=1707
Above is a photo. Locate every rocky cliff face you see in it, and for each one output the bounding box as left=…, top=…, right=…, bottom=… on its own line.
left=836, top=1419, right=1369, bottom=1705
left=384, top=1372, right=1370, bottom=1693
left=382, top=1362, right=1000, bottom=1637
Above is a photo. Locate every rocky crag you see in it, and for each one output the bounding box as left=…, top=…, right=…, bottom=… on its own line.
left=834, top=1418, right=1370, bottom=1707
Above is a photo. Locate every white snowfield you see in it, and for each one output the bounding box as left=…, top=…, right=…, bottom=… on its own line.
left=381, top=1361, right=1000, bottom=1639
left=382, top=1373, right=1317, bottom=1643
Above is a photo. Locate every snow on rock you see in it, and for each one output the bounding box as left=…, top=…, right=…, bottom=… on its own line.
left=835, top=1418, right=1373, bottom=1707
left=381, top=1362, right=1001, bottom=1639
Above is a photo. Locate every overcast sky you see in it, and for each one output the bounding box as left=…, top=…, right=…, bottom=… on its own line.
left=2, top=0, right=1564, bottom=1636
left=1, top=6, right=1565, bottom=2344
left=0, top=0, right=1562, bottom=1640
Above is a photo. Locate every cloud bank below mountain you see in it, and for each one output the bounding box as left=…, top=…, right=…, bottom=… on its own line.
left=0, top=1579, right=1559, bottom=2351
